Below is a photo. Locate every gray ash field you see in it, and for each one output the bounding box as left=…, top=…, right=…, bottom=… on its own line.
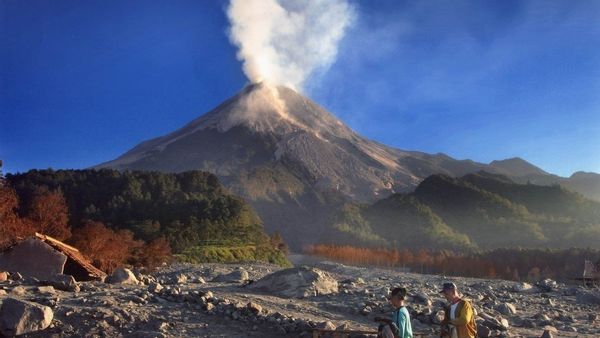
left=1, top=257, right=599, bottom=337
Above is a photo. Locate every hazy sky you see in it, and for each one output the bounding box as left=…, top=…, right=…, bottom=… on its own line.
left=2, top=0, right=599, bottom=177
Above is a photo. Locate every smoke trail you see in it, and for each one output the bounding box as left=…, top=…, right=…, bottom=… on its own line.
left=226, top=0, right=355, bottom=91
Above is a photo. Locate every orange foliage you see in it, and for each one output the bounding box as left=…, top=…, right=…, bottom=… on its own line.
left=306, top=244, right=600, bottom=282
left=0, top=185, right=35, bottom=250
left=133, top=237, right=173, bottom=270
left=70, top=220, right=143, bottom=273
left=25, top=187, right=71, bottom=240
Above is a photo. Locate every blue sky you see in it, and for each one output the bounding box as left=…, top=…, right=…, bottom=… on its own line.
left=1, top=0, right=599, bottom=177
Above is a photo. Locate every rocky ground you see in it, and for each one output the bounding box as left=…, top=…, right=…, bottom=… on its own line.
left=1, top=256, right=599, bottom=337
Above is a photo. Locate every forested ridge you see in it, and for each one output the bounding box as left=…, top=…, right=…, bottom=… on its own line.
left=3, top=169, right=289, bottom=269
left=325, top=171, right=600, bottom=250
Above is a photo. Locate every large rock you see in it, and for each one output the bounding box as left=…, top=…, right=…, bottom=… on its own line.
left=494, top=302, right=517, bottom=316
left=0, top=297, right=53, bottom=336
left=211, top=269, right=249, bottom=283
left=107, top=268, right=139, bottom=284
left=0, top=238, right=67, bottom=280
left=248, top=266, right=338, bottom=298
left=478, top=312, right=509, bottom=331
left=513, top=282, right=537, bottom=293
left=575, top=290, right=600, bottom=305
left=44, top=274, right=80, bottom=292
left=0, top=271, right=7, bottom=282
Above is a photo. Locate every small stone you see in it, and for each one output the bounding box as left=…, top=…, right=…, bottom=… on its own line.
left=540, top=329, right=554, bottom=338
left=336, top=323, right=350, bottom=331
left=10, top=286, right=26, bottom=296
left=247, top=302, right=262, bottom=315
left=9, top=272, right=23, bottom=281
left=174, top=274, right=187, bottom=284
left=316, top=321, right=336, bottom=331
left=37, top=286, right=55, bottom=295
left=360, top=306, right=371, bottom=315
left=148, top=282, right=163, bottom=293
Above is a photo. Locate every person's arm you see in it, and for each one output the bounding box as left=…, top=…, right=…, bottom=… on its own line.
left=395, top=309, right=407, bottom=338
left=450, top=301, right=473, bottom=326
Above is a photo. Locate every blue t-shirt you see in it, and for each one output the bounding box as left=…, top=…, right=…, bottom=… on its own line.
left=393, top=306, right=413, bottom=338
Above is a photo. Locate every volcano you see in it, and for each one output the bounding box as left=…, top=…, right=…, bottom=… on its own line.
left=97, top=84, right=490, bottom=197
left=96, top=84, right=594, bottom=248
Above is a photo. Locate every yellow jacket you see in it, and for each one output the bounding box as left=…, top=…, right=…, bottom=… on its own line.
left=442, top=299, right=477, bottom=338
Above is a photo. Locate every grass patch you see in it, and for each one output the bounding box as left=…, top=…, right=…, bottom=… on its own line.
left=176, top=244, right=292, bottom=267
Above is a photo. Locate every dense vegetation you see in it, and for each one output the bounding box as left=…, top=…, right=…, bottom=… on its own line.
left=306, top=244, right=600, bottom=282
left=324, top=171, right=600, bottom=250
left=4, top=169, right=289, bottom=268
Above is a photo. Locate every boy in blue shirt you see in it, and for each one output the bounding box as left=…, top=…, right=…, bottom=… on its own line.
left=376, top=287, right=413, bottom=338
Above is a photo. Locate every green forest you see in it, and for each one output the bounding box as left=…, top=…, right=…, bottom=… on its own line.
left=5, top=169, right=289, bottom=267
left=324, top=171, right=600, bottom=251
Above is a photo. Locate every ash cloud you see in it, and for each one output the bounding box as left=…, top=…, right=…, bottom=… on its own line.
left=226, top=0, right=355, bottom=91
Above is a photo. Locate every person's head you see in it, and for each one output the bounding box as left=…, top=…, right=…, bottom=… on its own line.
left=439, top=282, right=460, bottom=302
left=388, top=287, right=407, bottom=309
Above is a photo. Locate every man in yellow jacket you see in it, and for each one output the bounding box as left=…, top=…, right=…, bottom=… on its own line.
left=439, top=282, right=477, bottom=338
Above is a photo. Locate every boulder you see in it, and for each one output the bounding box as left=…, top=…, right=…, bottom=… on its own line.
left=540, top=330, right=554, bottom=338
left=36, top=286, right=56, bottom=295
left=412, top=292, right=432, bottom=306
left=212, top=269, right=249, bottom=283
left=11, top=286, right=26, bottom=296
left=477, top=325, right=492, bottom=338
left=0, top=271, right=7, bottom=282
left=248, top=266, right=338, bottom=298
left=45, top=274, right=80, bottom=292
left=0, top=238, right=67, bottom=280
left=494, top=302, right=517, bottom=316
left=172, top=274, right=187, bottom=285
left=575, top=290, right=600, bottom=305
left=316, top=321, right=336, bottom=331
left=148, top=282, right=163, bottom=293
left=478, top=312, right=509, bottom=331
left=247, top=302, right=262, bottom=315
left=107, top=268, right=139, bottom=284
left=537, top=279, right=557, bottom=291
left=513, top=282, right=537, bottom=293
left=0, top=297, right=53, bottom=336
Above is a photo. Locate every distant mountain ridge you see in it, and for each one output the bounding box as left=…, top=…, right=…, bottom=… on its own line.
left=96, top=84, right=599, bottom=248
left=325, top=171, right=600, bottom=250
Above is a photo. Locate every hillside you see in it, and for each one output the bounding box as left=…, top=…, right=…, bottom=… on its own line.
left=94, top=84, right=600, bottom=249
left=324, top=171, right=600, bottom=250
left=5, top=169, right=288, bottom=265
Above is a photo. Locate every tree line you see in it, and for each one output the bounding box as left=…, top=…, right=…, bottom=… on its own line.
left=1, top=168, right=288, bottom=272
left=306, top=244, right=600, bottom=282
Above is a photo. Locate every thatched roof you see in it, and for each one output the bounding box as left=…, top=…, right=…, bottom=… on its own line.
left=34, top=233, right=106, bottom=281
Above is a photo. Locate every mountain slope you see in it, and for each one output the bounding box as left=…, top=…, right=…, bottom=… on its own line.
left=96, top=84, right=599, bottom=248
left=328, top=172, right=600, bottom=250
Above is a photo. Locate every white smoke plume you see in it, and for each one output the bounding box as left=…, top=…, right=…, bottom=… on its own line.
left=226, top=0, right=355, bottom=91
